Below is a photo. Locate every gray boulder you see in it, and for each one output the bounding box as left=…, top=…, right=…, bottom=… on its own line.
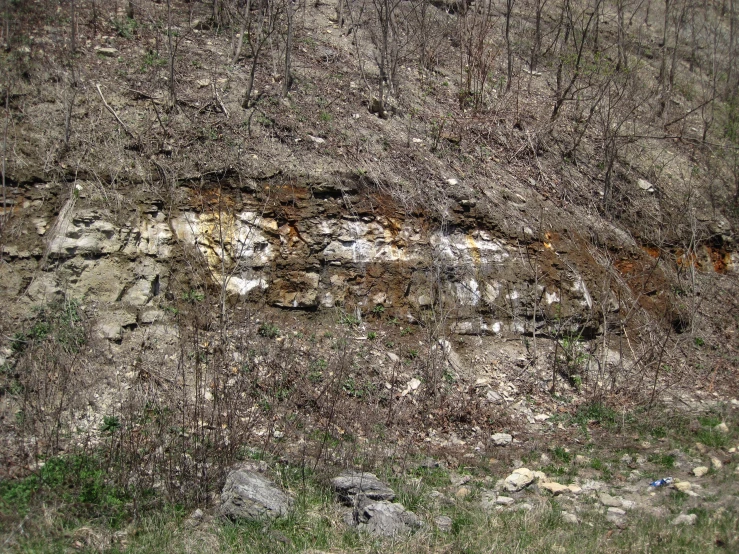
left=219, top=469, right=292, bottom=520
left=331, top=470, right=395, bottom=506
left=345, top=501, right=421, bottom=536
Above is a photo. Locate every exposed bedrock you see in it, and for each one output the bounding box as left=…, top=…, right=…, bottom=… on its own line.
left=2, top=177, right=733, bottom=338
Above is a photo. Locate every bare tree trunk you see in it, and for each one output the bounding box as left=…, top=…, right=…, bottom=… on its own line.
left=616, top=0, right=627, bottom=71
left=283, top=0, right=294, bottom=96
left=1, top=90, right=8, bottom=249
left=505, top=0, right=515, bottom=91
left=530, top=0, right=548, bottom=71
left=167, top=0, right=177, bottom=108
left=127, top=0, right=134, bottom=20
left=70, top=0, right=76, bottom=54
left=728, top=0, right=736, bottom=97
left=232, top=0, right=252, bottom=64
left=336, top=0, right=345, bottom=27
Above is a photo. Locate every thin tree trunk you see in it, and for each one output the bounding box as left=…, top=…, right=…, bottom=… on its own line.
left=505, top=0, right=514, bottom=91
left=283, top=1, right=293, bottom=96
left=70, top=0, right=76, bottom=54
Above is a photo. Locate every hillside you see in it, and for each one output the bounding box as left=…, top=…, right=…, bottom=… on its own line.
left=1, top=0, right=739, bottom=552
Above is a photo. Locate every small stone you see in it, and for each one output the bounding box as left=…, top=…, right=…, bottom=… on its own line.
left=446, top=178, right=459, bottom=186
left=219, top=470, right=292, bottom=520
left=349, top=501, right=421, bottom=536
left=693, top=466, right=709, bottom=477
left=496, top=496, right=515, bottom=506
left=534, top=414, right=550, bottom=421
left=637, top=178, right=655, bottom=192
left=96, top=47, right=119, bottom=57
left=715, top=422, right=729, bottom=433
left=450, top=473, right=471, bottom=487
left=671, top=513, right=697, bottom=526
left=492, top=433, right=513, bottom=446
left=540, top=481, right=569, bottom=495
left=331, top=470, right=395, bottom=506
left=504, top=468, right=535, bottom=492
left=574, top=455, right=591, bottom=466
left=429, top=490, right=454, bottom=507
left=562, top=512, right=579, bottom=524
left=480, top=490, right=497, bottom=510
left=517, top=503, right=533, bottom=511
left=674, top=481, right=692, bottom=492
left=434, top=515, right=453, bottom=532
left=606, top=507, right=627, bottom=525
left=455, top=487, right=470, bottom=499
left=486, top=390, right=503, bottom=403
left=568, top=484, right=583, bottom=494
left=695, top=443, right=707, bottom=454
left=185, top=508, right=205, bottom=527
left=620, top=499, right=637, bottom=510
left=711, top=457, right=723, bottom=470
left=308, top=135, right=326, bottom=144
left=417, top=294, right=433, bottom=307
left=598, top=492, right=623, bottom=508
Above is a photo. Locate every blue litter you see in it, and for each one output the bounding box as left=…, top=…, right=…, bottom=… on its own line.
left=649, top=477, right=674, bottom=487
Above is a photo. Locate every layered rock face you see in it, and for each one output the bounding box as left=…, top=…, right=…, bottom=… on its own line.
left=2, top=176, right=732, bottom=339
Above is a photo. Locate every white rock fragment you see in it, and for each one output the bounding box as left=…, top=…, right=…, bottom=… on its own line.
left=540, top=481, right=569, bottom=495
left=96, top=47, right=119, bottom=57
left=637, top=178, right=655, bottom=192
left=504, top=468, right=534, bottom=492
left=491, top=433, right=513, bottom=446
left=671, top=513, right=697, bottom=526
left=693, top=466, right=709, bottom=477
left=673, top=481, right=692, bottom=492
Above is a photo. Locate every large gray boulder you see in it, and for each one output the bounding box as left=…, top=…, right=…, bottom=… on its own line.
left=344, top=501, right=421, bottom=536
left=331, top=470, right=395, bottom=506
left=219, top=469, right=292, bottom=520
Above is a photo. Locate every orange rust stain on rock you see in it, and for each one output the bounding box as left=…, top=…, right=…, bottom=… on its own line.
left=675, top=248, right=702, bottom=270
left=615, top=259, right=637, bottom=275
left=642, top=246, right=660, bottom=258
left=465, top=233, right=482, bottom=266
left=190, top=187, right=236, bottom=210
left=706, top=245, right=732, bottom=274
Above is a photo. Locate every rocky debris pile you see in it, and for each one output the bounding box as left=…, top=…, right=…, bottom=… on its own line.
left=219, top=468, right=292, bottom=520
left=331, top=470, right=421, bottom=537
